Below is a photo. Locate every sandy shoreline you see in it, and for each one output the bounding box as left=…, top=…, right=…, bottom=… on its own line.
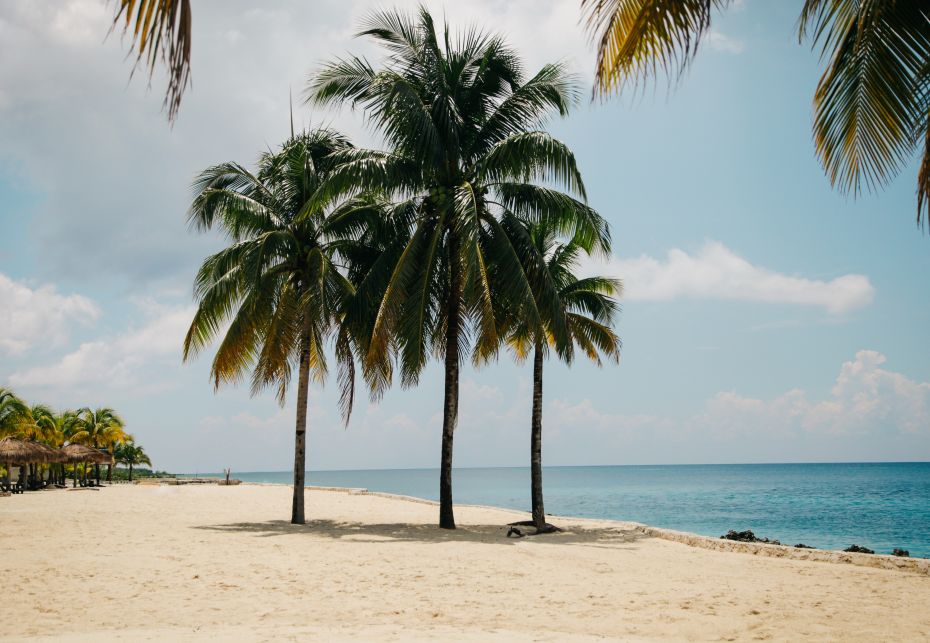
left=4, top=484, right=929, bottom=641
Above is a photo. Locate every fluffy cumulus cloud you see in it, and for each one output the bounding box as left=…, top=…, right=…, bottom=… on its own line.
left=546, top=350, right=930, bottom=463
left=0, top=272, right=100, bottom=355
left=8, top=298, right=193, bottom=394
left=583, top=241, right=875, bottom=314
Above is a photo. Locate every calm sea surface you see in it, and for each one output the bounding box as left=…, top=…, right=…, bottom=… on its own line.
left=182, top=463, right=930, bottom=557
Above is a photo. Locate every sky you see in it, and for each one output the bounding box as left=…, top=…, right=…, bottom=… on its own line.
left=1, top=0, right=928, bottom=473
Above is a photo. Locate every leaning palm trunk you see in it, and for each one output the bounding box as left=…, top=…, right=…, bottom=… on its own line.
left=531, top=339, right=546, bottom=531
left=439, top=236, right=462, bottom=530
left=291, top=317, right=312, bottom=525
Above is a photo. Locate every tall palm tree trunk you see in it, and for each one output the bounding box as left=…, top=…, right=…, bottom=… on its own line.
left=291, top=316, right=312, bottom=525
left=106, top=460, right=113, bottom=482
left=129, top=463, right=134, bottom=482
left=531, top=339, right=546, bottom=531
left=439, top=234, right=461, bottom=530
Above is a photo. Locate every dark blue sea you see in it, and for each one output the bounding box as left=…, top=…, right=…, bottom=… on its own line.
left=183, top=463, right=930, bottom=557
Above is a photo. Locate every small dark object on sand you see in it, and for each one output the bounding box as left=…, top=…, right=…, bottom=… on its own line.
left=892, top=548, right=909, bottom=557
left=844, top=545, right=874, bottom=554
left=721, top=529, right=780, bottom=545
left=794, top=543, right=815, bottom=549
left=506, top=526, right=524, bottom=538
left=508, top=519, right=563, bottom=535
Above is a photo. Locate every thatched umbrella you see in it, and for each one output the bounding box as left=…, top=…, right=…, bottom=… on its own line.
left=31, top=442, right=66, bottom=463
left=61, top=443, right=111, bottom=463
left=61, top=444, right=112, bottom=487
left=30, top=442, right=67, bottom=487
left=0, top=437, right=47, bottom=492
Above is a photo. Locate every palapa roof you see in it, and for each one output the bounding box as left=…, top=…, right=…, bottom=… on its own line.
left=61, top=443, right=112, bottom=465
left=0, top=436, right=49, bottom=464
left=30, top=441, right=67, bottom=464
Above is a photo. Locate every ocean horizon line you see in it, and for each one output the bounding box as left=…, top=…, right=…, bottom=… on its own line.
left=176, top=460, right=930, bottom=476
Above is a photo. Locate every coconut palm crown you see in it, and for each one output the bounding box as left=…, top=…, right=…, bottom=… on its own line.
left=307, top=6, right=612, bottom=528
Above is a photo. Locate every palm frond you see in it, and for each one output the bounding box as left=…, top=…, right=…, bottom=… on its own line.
left=582, top=0, right=725, bottom=97
left=479, top=132, right=587, bottom=199
left=800, top=1, right=930, bottom=206
left=111, top=0, right=192, bottom=122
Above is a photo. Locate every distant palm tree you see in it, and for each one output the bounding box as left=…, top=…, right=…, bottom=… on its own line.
left=183, top=129, right=366, bottom=525
left=506, top=221, right=621, bottom=532
left=115, top=440, right=152, bottom=482
left=70, top=408, right=126, bottom=485
left=29, top=405, right=70, bottom=486
left=307, top=7, right=611, bottom=529
left=582, top=0, right=930, bottom=227
left=24, top=404, right=55, bottom=442
left=43, top=409, right=76, bottom=486
left=0, top=388, right=29, bottom=438
left=110, top=0, right=192, bottom=122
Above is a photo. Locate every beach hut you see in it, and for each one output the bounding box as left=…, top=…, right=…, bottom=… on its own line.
left=0, top=437, right=47, bottom=494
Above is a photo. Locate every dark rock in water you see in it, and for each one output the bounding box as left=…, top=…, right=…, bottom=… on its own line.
left=892, top=548, right=909, bottom=557
left=844, top=545, right=875, bottom=554
left=721, top=529, right=780, bottom=545
left=794, top=543, right=815, bottom=549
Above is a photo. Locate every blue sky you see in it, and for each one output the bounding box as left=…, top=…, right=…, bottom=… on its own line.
left=1, top=0, right=928, bottom=473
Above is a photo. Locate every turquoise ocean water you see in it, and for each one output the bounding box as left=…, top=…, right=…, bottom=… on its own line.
left=184, top=463, right=930, bottom=557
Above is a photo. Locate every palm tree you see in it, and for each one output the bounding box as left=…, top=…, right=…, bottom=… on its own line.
left=0, top=388, right=29, bottom=438
left=28, top=405, right=67, bottom=486
left=110, top=0, right=192, bottom=122
left=307, top=7, right=611, bottom=529
left=183, top=129, right=365, bottom=525
left=39, top=409, right=75, bottom=486
left=69, top=408, right=126, bottom=485
left=505, top=221, right=621, bottom=533
left=581, top=0, right=930, bottom=227
left=114, top=440, right=152, bottom=482
left=0, top=388, right=28, bottom=489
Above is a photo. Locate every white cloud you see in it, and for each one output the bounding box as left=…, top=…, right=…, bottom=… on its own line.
left=8, top=299, right=192, bottom=391
left=706, top=29, right=744, bottom=54
left=0, top=0, right=593, bottom=286
left=547, top=350, right=929, bottom=462
left=805, top=350, right=930, bottom=434
left=0, top=272, right=100, bottom=355
left=583, top=241, right=875, bottom=314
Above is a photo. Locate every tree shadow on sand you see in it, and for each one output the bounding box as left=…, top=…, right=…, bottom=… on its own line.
left=193, top=519, right=646, bottom=549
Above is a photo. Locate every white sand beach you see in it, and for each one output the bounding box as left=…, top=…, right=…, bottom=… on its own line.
left=3, top=484, right=929, bottom=642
